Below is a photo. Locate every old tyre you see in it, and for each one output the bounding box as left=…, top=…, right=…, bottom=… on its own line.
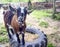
left=10, top=26, right=47, bottom=47
left=25, top=26, right=47, bottom=47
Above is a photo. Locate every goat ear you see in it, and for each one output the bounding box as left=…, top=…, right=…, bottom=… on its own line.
left=2, top=4, right=9, bottom=10
left=9, top=5, right=14, bottom=11
left=9, top=5, right=16, bottom=12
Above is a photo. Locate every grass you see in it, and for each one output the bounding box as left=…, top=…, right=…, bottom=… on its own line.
left=47, top=43, right=55, bottom=47
left=39, top=21, right=49, bottom=28
left=0, top=24, right=8, bottom=43
left=30, top=10, right=52, bottom=19
left=0, top=0, right=46, bottom=3
left=0, top=0, right=19, bottom=3
left=38, top=0, right=45, bottom=2
left=0, top=35, right=8, bottom=43
left=0, top=0, right=44, bottom=3
left=54, top=13, right=60, bottom=20
left=47, top=31, right=60, bottom=47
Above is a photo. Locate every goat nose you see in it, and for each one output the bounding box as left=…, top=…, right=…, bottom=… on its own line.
left=22, top=23, right=24, bottom=26
left=19, top=22, right=22, bottom=24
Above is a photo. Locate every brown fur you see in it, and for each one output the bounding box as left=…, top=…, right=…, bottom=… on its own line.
left=11, top=14, right=26, bottom=33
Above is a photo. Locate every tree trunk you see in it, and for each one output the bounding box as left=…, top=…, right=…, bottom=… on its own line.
left=28, top=0, right=32, bottom=10
left=52, top=0, right=56, bottom=18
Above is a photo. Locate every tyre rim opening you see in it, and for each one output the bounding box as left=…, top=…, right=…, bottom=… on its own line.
left=19, top=32, right=39, bottom=42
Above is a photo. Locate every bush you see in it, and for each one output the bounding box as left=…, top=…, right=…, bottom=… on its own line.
left=39, top=21, right=49, bottom=28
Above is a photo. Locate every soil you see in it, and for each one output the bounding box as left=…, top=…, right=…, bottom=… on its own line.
left=25, top=32, right=39, bottom=42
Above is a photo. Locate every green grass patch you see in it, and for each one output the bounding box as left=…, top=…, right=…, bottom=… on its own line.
left=39, top=21, right=49, bottom=28
left=54, top=13, right=60, bottom=20
left=0, top=0, right=28, bottom=3
left=18, top=0, right=29, bottom=2
left=0, top=24, right=7, bottom=35
left=38, top=0, right=45, bottom=2
left=0, top=24, right=8, bottom=43
left=0, top=35, right=8, bottom=43
left=0, top=0, right=46, bottom=3
left=30, top=10, right=52, bottom=19
left=47, top=43, right=55, bottom=47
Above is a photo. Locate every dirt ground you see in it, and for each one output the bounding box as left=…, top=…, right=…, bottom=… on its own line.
left=26, top=15, right=60, bottom=35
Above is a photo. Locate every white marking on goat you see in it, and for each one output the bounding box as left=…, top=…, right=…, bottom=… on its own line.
left=13, top=34, right=17, bottom=41
left=20, top=7, right=24, bottom=13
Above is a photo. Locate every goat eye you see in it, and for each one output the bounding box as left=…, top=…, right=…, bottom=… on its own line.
left=3, top=11, right=5, bottom=14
